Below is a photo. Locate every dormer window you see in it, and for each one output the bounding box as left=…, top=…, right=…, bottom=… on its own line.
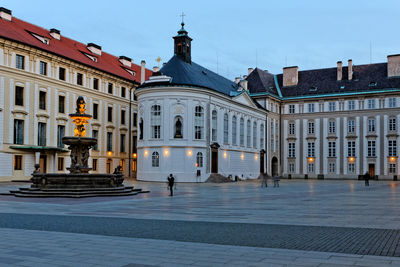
left=340, top=85, right=345, bottom=89
left=369, top=82, right=377, bottom=87
left=30, top=32, right=50, bottom=45
left=83, top=52, right=97, bottom=62
left=123, top=68, right=135, bottom=76
left=309, top=86, right=317, bottom=92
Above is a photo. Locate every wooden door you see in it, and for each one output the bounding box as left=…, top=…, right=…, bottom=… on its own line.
left=39, top=155, right=47, bottom=173
left=211, top=150, right=218, bottom=173
left=369, top=164, right=375, bottom=177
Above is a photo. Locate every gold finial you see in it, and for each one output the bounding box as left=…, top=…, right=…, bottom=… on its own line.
left=156, top=56, right=162, bottom=67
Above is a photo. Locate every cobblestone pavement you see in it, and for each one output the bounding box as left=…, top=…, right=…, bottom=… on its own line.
left=0, top=179, right=400, bottom=266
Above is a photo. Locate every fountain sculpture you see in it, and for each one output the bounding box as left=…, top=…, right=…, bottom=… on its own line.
left=10, top=97, right=147, bottom=197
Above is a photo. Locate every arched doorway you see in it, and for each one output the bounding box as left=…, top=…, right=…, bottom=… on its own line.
left=210, top=143, right=220, bottom=173
left=271, top=157, right=278, bottom=176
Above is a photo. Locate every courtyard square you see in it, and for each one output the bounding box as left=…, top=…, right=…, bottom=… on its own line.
left=0, top=179, right=399, bottom=266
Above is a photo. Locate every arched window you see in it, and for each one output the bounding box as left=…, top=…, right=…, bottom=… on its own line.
left=260, top=124, right=264, bottom=149
left=232, top=115, right=237, bottom=145
left=223, top=113, right=229, bottom=144
left=139, top=118, right=144, bottom=140
left=240, top=118, right=244, bottom=146
left=247, top=119, right=251, bottom=148
left=194, top=106, right=204, bottom=139
left=211, top=110, right=217, bottom=142
left=174, top=116, right=183, bottom=138
left=151, top=105, right=161, bottom=139
left=196, top=152, right=203, bottom=167
left=152, top=151, right=159, bottom=167
left=253, top=122, right=257, bottom=149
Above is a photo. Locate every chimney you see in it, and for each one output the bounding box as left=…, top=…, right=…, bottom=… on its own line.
left=119, top=56, right=132, bottom=67
left=0, top=7, right=12, bottom=21
left=283, top=66, right=298, bottom=87
left=153, top=66, right=159, bottom=72
left=337, top=61, right=342, bottom=81
left=87, top=43, right=102, bottom=56
left=235, top=77, right=241, bottom=84
left=387, top=54, right=400, bottom=78
left=239, top=80, right=248, bottom=90
left=348, top=59, right=352, bottom=80
left=248, top=68, right=254, bottom=75
left=140, top=60, right=146, bottom=84
left=49, top=28, right=60, bottom=40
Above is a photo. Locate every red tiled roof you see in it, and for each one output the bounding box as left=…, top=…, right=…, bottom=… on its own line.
left=0, top=16, right=152, bottom=83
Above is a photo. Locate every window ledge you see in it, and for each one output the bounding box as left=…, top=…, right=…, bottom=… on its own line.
left=12, top=109, right=28, bottom=115
left=36, top=112, right=49, bottom=119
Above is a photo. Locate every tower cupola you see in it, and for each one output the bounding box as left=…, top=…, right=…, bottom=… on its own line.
left=173, top=15, right=192, bottom=64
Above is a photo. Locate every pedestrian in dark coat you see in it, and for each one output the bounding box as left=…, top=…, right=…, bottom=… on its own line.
left=167, top=174, right=175, bottom=196
left=364, top=172, right=370, bottom=186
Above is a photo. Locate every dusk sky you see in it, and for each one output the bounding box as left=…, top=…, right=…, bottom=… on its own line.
left=3, top=0, right=400, bottom=79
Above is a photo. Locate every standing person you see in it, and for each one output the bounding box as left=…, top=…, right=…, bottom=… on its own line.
left=364, top=171, right=370, bottom=186
left=261, top=173, right=268, bottom=188
left=273, top=175, right=280, bottom=188
left=167, top=173, right=175, bottom=196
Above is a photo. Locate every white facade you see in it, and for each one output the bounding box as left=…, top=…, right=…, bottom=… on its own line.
left=136, top=87, right=267, bottom=182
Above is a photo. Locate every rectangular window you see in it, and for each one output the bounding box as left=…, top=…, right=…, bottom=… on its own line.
left=16, top=54, right=24, bottom=69
left=389, top=118, right=397, bottom=132
left=57, top=125, right=65, bottom=148
left=288, top=123, right=295, bottom=135
left=93, top=103, right=98, bottom=120
left=108, top=106, right=113, bottom=122
left=120, top=134, right=125, bottom=153
left=121, top=110, right=126, bottom=125
left=224, top=114, right=229, bottom=144
left=15, top=86, right=24, bottom=106
left=107, top=132, right=113, bottom=151
left=38, top=122, right=46, bottom=146
left=39, top=91, right=46, bottom=110
left=329, top=102, right=336, bottom=112
left=58, top=95, right=65, bottom=113
left=59, top=67, right=65, bottom=81
left=328, top=162, right=336, bottom=173
left=92, top=130, right=98, bottom=150
left=239, top=119, right=244, bottom=146
left=348, top=141, right=356, bottom=157
left=328, top=142, right=336, bottom=157
left=348, top=163, right=355, bottom=173
left=133, top=113, right=137, bottom=127
left=121, top=87, right=126, bottom=98
left=389, top=97, right=397, bottom=108
left=307, top=142, right=315, bottom=157
left=93, top=78, right=99, bottom=90
left=14, top=155, right=22, bottom=170
left=152, top=105, right=162, bottom=139
left=367, top=140, right=376, bottom=157
left=389, top=140, right=397, bottom=157
left=13, top=119, right=24, bottom=144
left=367, top=99, right=375, bottom=109
left=40, top=61, right=47, bottom=75
left=246, top=120, right=251, bottom=148
left=194, top=106, right=204, bottom=140
left=308, top=103, right=314, bottom=113
left=389, top=164, right=396, bottom=174
left=77, top=73, right=83, bottom=85
left=288, top=142, right=295, bottom=158
left=308, top=163, right=314, bottom=173
left=92, top=159, right=98, bottom=171
left=232, top=117, right=237, bottom=146
left=260, top=124, right=264, bottom=149
left=108, top=83, right=113, bottom=94
left=348, top=120, right=355, bottom=133
left=57, top=157, right=64, bottom=171
left=308, top=121, right=314, bottom=134
left=328, top=121, right=336, bottom=134
left=368, top=119, right=375, bottom=132
left=289, top=105, right=295, bottom=114
left=348, top=100, right=355, bottom=110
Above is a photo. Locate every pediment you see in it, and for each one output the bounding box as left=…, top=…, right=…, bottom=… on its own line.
left=233, top=91, right=258, bottom=108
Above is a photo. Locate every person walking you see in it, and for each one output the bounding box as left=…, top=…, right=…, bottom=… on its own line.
left=167, top=173, right=175, bottom=196
left=364, top=171, right=370, bottom=186
left=273, top=175, right=280, bottom=188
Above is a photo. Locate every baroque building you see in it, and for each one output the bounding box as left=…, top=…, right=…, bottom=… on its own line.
left=0, top=7, right=152, bottom=181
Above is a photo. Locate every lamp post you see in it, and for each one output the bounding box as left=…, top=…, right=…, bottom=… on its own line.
left=128, top=83, right=139, bottom=179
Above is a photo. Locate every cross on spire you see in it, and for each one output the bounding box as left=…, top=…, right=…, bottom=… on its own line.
left=180, top=12, right=185, bottom=26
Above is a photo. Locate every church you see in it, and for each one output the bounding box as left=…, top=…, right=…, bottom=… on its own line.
left=136, top=22, right=268, bottom=182
left=137, top=21, right=400, bottom=182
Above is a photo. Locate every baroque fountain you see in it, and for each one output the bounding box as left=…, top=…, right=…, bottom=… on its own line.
left=10, top=97, right=147, bottom=197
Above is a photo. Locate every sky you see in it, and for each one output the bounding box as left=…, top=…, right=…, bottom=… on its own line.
left=2, top=0, right=400, bottom=79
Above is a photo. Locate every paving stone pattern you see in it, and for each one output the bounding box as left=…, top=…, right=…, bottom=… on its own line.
left=0, top=212, right=400, bottom=257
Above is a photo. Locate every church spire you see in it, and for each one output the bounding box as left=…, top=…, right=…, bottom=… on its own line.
left=173, top=12, right=192, bottom=64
